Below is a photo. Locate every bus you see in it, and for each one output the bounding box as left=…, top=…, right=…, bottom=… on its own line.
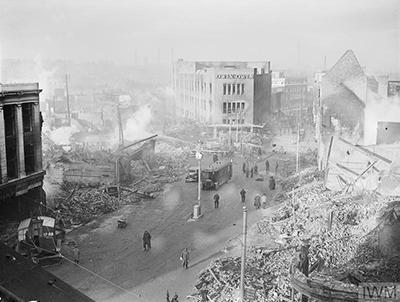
left=201, top=160, right=233, bottom=190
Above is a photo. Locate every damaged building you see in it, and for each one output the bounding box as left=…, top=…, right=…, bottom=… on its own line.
left=319, top=49, right=379, bottom=143
left=0, top=83, right=45, bottom=219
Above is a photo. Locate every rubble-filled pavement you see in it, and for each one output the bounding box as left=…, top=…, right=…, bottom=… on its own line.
left=191, top=167, right=400, bottom=301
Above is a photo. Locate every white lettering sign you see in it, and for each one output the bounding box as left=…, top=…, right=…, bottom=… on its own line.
left=216, top=74, right=253, bottom=80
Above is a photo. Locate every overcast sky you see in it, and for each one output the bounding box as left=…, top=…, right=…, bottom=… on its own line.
left=0, top=0, right=399, bottom=73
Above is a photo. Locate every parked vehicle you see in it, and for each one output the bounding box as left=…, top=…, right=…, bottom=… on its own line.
left=185, top=167, right=199, bottom=182
left=16, top=216, right=65, bottom=266
left=201, top=160, right=233, bottom=190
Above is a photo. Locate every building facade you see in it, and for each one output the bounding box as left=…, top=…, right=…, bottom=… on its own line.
left=172, top=60, right=272, bottom=126
left=0, top=83, right=45, bottom=217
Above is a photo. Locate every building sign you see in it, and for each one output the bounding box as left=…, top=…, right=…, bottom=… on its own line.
left=216, top=74, right=253, bottom=80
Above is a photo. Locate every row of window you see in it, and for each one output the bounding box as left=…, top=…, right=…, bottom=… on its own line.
left=223, top=83, right=245, bottom=95
left=222, top=102, right=245, bottom=114
left=223, top=118, right=245, bottom=124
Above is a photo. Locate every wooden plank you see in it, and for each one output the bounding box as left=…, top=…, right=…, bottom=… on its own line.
left=336, top=163, right=359, bottom=177
left=338, top=137, right=392, bottom=164
left=324, top=136, right=334, bottom=188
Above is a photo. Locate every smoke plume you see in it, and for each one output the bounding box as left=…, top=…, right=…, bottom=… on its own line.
left=364, top=93, right=400, bottom=145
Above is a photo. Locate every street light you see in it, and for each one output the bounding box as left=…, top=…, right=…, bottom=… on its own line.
left=240, top=206, right=248, bottom=302
left=195, top=148, right=202, bottom=210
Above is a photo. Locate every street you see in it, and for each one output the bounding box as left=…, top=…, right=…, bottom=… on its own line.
left=48, top=154, right=280, bottom=302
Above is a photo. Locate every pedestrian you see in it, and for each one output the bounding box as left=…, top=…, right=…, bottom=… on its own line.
left=166, top=290, right=170, bottom=302
left=213, top=153, right=218, bottom=163
left=143, top=230, right=152, bottom=251
left=213, top=193, right=220, bottom=209
left=261, top=193, right=268, bottom=209
left=240, top=188, right=246, bottom=203
left=269, top=176, right=276, bottom=191
left=171, top=293, right=179, bottom=302
left=181, top=248, right=190, bottom=269
left=242, top=162, right=246, bottom=174
left=254, top=194, right=261, bottom=209
left=265, top=159, right=270, bottom=173
left=73, top=245, right=80, bottom=264
left=275, top=161, right=279, bottom=174
left=250, top=167, right=254, bottom=178
left=254, top=164, right=258, bottom=175
left=246, top=167, right=250, bottom=178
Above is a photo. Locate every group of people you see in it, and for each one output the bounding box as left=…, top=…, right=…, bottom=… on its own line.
left=242, top=162, right=258, bottom=178
left=142, top=231, right=190, bottom=269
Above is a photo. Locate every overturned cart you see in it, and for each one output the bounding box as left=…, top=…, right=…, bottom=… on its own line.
left=16, top=216, right=65, bottom=266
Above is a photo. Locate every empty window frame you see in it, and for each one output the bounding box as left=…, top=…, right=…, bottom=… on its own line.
left=232, top=84, right=236, bottom=95
left=223, top=102, right=227, bottom=114
left=22, top=103, right=33, bottom=133
left=241, top=84, right=245, bottom=95
left=223, top=84, right=227, bottom=95
left=237, top=83, right=241, bottom=95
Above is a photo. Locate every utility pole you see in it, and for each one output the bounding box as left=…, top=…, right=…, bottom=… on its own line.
left=228, top=103, right=232, bottom=148
left=236, top=110, right=240, bottom=143
left=65, top=74, right=71, bottom=126
left=116, top=158, right=121, bottom=204
left=315, top=85, right=322, bottom=171
left=117, top=102, right=124, bottom=147
left=240, top=206, right=248, bottom=302
left=195, top=141, right=203, bottom=216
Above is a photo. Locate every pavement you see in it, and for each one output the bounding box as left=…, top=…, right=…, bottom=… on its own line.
left=47, top=153, right=285, bottom=302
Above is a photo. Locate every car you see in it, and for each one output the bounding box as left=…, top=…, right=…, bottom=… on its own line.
left=185, top=167, right=199, bottom=182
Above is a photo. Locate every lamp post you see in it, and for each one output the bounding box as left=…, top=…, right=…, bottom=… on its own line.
left=195, top=150, right=202, bottom=210
left=240, top=206, right=248, bottom=302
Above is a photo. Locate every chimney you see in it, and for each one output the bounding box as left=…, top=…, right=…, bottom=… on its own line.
left=267, top=61, right=271, bottom=73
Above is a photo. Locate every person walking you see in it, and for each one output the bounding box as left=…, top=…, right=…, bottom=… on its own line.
left=171, top=293, right=179, bottom=302
left=242, top=162, right=246, bottom=174
left=254, top=164, right=258, bottom=175
left=250, top=167, right=254, bottom=178
left=254, top=194, right=261, bottom=209
left=143, top=230, right=152, bottom=251
left=261, top=193, right=268, bottom=209
left=73, top=245, right=80, bottom=264
left=181, top=248, right=190, bottom=269
left=240, top=189, right=246, bottom=203
left=269, top=176, right=276, bottom=191
left=213, top=193, right=220, bottom=209
left=265, top=159, right=270, bottom=173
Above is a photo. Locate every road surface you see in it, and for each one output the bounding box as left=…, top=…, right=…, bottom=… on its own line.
left=48, top=154, right=281, bottom=302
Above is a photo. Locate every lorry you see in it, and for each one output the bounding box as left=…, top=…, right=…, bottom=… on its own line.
left=201, top=160, right=233, bottom=190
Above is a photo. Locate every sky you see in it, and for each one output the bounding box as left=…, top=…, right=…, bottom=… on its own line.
left=0, top=0, right=399, bottom=73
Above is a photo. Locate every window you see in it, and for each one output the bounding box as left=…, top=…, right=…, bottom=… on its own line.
left=241, top=102, right=245, bottom=110
left=228, top=102, right=231, bottom=113
left=241, top=84, right=245, bottom=95
left=209, top=83, right=212, bottom=94
left=24, top=143, right=35, bottom=174
left=22, top=103, right=33, bottom=133
left=237, top=84, right=240, bottom=95
left=4, top=105, right=15, bottom=137
left=228, top=84, right=231, bottom=95
left=223, top=102, right=227, bottom=114
left=232, top=103, right=236, bottom=113
left=232, top=84, right=236, bottom=95
left=223, top=84, right=227, bottom=95
left=223, top=119, right=227, bottom=124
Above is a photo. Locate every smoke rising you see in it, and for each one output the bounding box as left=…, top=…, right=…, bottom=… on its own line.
left=364, top=93, right=400, bottom=145
left=123, top=104, right=152, bottom=142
